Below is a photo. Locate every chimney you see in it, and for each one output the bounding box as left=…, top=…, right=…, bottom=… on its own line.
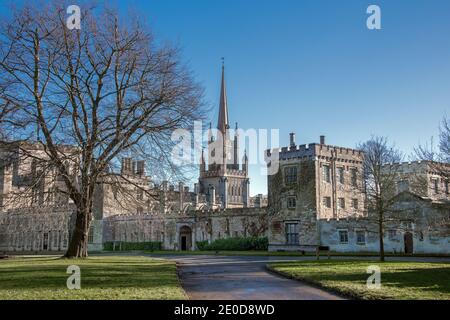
left=289, top=132, right=296, bottom=148
left=121, top=157, right=132, bottom=175
left=320, top=135, right=326, bottom=145
left=136, top=160, right=145, bottom=176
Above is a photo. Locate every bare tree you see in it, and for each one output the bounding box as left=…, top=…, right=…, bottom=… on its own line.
left=358, top=136, right=403, bottom=261
left=0, top=2, right=205, bottom=257
left=415, top=116, right=450, bottom=180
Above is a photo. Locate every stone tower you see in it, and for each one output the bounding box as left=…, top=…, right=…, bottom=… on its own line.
left=199, top=62, right=249, bottom=208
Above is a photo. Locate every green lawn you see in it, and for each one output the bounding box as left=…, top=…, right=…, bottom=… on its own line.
left=267, top=260, right=450, bottom=300
left=141, top=250, right=450, bottom=258
left=0, top=256, right=186, bottom=300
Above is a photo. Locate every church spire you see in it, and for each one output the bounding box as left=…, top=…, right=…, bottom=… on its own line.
left=217, top=58, right=229, bottom=134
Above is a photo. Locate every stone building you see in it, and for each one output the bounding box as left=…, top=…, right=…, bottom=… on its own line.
left=0, top=142, right=82, bottom=252
left=320, top=191, right=449, bottom=254
left=384, top=160, right=450, bottom=201
left=0, top=65, right=448, bottom=255
left=266, top=134, right=449, bottom=254
left=198, top=63, right=250, bottom=209
left=266, top=134, right=366, bottom=251
left=0, top=64, right=266, bottom=253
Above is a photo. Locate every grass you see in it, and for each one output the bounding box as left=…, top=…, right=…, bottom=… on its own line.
left=140, top=249, right=450, bottom=258
left=267, top=260, right=450, bottom=300
left=0, top=255, right=186, bottom=300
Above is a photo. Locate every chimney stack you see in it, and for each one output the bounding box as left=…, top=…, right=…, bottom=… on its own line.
left=320, top=135, right=326, bottom=145
left=194, top=183, right=199, bottom=194
left=136, top=160, right=145, bottom=176
left=289, top=132, right=296, bottom=148
left=121, top=157, right=133, bottom=175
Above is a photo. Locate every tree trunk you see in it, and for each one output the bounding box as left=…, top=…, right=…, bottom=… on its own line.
left=378, top=209, right=385, bottom=262
left=65, top=208, right=91, bottom=258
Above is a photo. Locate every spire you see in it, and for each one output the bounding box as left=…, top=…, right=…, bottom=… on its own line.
left=217, top=58, right=229, bottom=134
left=243, top=149, right=248, bottom=172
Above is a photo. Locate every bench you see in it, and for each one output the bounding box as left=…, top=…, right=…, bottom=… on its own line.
left=316, top=246, right=330, bottom=260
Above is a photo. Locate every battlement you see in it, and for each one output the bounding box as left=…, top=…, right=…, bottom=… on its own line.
left=381, top=160, right=430, bottom=167
left=105, top=206, right=268, bottom=221
left=267, top=134, right=364, bottom=162
left=201, top=168, right=247, bottom=178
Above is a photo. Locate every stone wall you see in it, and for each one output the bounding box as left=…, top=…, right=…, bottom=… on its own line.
left=103, top=207, right=268, bottom=251
left=0, top=205, right=74, bottom=253
left=319, top=193, right=450, bottom=254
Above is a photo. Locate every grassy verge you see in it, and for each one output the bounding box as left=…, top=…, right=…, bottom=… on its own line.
left=0, top=255, right=186, bottom=300
left=140, top=250, right=450, bottom=258
left=267, top=260, right=450, bottom=300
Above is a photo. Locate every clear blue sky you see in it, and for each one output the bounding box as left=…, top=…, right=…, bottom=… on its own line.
left=2, top=0, right=450, bottom=195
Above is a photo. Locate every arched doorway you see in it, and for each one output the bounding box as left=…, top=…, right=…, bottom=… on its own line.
left=404, top=232, right=413, bottom=254
left=179, top=226, right=192, bottom=251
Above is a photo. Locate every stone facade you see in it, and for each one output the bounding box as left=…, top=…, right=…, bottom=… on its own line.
left=266, top=134, right=449, bottom=254
left=0, top=65, right=266, bottom=253
left=0, top=66, right=449, bottom=255
left=384, top=161, right=450, bottom=201
left=266, top=134, right=366, bottom=251
left=319, top=192, right=449, bottom=254
left=103, top=207, right=267, bottom=251
left=0, top=205, right=73, bottom=253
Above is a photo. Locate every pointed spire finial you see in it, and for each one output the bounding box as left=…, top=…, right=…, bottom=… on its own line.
left=217, top=59, right=229, bottom=134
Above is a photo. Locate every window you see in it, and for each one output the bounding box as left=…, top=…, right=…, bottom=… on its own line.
left=88, top=227, right=94, bottom=243
left=323, top=165, right=331, bottom=183
left=323, top=196, right=331, bottom=208
left=432, top=179, right=439, bottom=194
left=350, top=168, right=358, bottom=187
left=338, top=167, right=345, bottom=184
left=338, top=230, right=348, bottom=244
left=338, top=198, right=345, bottom=209
left=356, top=230, right=366, bottom=245
left=284, top=166, right=298, bottom=184
left=351, top=198, right=358, bottom=210
left=388, top=229, right=397, bottom=240
left=286, top=223, right=299, bottom=245
left=287, top=197, right=296, bottom=209
left=397, top=180, right=409, bottom=193
left=62, top=233, right=68, bottom=249
left=43, top=232, right=49, bottom=250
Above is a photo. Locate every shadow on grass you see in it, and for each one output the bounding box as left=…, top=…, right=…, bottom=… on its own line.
left=271, top=260, right=450, bottom=298
left=0, top=258, right=180, bottom=291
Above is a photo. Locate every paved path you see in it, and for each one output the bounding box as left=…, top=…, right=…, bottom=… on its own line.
left=151, top=255, right=345, bottom=300
left=145, top=254, right=450, bottom=300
